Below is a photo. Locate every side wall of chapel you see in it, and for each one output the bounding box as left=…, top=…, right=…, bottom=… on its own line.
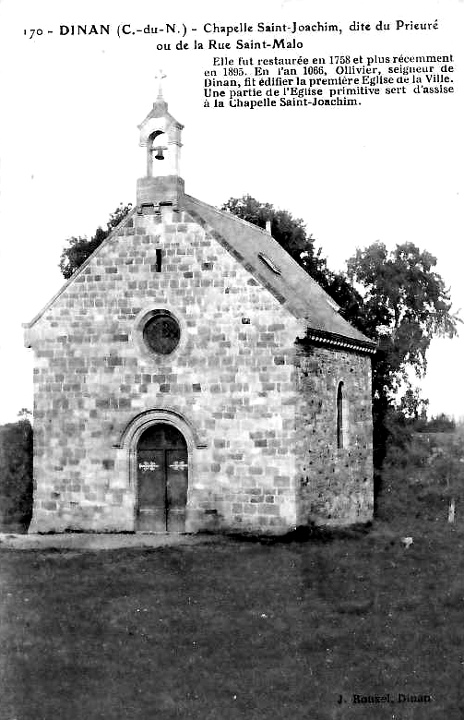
left=294, top=345, right=374, bottom=526
left=28, top=208, right=302, bottom=534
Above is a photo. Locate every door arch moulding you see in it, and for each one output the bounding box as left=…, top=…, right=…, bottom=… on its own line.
left=113, top=407, right=206, bottom=525
left=114, top=407, right=207, bottom=452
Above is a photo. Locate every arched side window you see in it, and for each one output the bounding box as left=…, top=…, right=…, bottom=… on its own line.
left=337, top=381, right=345, bottom=449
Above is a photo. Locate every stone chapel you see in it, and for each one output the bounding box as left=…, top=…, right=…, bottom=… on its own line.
left=24, top=86, right=376, bottom=535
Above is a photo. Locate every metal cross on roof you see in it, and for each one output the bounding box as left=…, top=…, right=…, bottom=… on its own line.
left=155, top=69, right=167, bottom=99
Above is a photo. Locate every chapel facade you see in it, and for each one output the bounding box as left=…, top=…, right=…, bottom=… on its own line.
left=24, top=88, right=376, bottom=534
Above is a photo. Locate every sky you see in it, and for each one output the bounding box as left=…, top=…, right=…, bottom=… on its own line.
left=0, top=0, right=463, bottom=423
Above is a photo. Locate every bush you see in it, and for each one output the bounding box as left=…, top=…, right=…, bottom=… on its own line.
left=0, top=420, right=33, bottom=530
left=415, top=413, right=456, bottom=434
left=377, top=429, right=464, bottom=525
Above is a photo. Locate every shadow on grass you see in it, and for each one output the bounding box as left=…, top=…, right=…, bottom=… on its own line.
left=208, top=521, right=373, bottom=546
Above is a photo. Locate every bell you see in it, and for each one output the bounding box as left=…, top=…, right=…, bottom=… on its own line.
left=154, top=146, right=166, bottom=160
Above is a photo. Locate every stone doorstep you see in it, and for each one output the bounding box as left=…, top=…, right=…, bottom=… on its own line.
left=0, top=532, right=223, bottom=551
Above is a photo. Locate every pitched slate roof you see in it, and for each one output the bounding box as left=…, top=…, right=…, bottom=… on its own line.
left=183, top=194, right=376, bottom=353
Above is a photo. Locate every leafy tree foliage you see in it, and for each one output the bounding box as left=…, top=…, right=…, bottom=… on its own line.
left=347, top=242, right=459, bottom=398
left=222, top=195, right=311, bottom=266
left=0, top=418, right=33, bottom=529
left=346, top=242, right=460, bottom=464
left=59, top=203, right=132, bottom=279
left=398, top=388, right=429, bottom=421
left=17, top=408, right=33, bottom=421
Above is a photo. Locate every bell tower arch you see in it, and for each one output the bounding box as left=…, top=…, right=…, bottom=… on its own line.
left=136, top=71, right=184, bottom=211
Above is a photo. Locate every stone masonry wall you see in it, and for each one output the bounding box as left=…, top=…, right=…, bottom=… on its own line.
left=27, top=207, right=303, bottom=533
left=294, top=344, right=374, bottom=526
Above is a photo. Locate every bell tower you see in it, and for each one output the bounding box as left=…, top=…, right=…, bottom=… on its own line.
left=136, top=71, right=184, bottom=212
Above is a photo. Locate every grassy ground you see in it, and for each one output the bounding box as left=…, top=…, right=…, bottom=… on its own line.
left=1, top=514, right=463, bottom=720
left=1, top=432, right=464, bottom=720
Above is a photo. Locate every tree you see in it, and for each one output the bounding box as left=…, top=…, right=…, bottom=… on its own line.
left=222, top=195, right=310, bottom=264
left=346, top=241, right=460, bottom=465
left=0, top=417, right=33, bottom=529
left=347, top=242, right=459, bottom=392
left=59, top=203, right=132, bottom=279
left=398, top=388, right=429, bottom=422
left=17, top=408, right=33, bottom=421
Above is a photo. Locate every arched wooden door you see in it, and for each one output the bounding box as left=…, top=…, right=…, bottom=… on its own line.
left=136, top=424, right=188, bottom=532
